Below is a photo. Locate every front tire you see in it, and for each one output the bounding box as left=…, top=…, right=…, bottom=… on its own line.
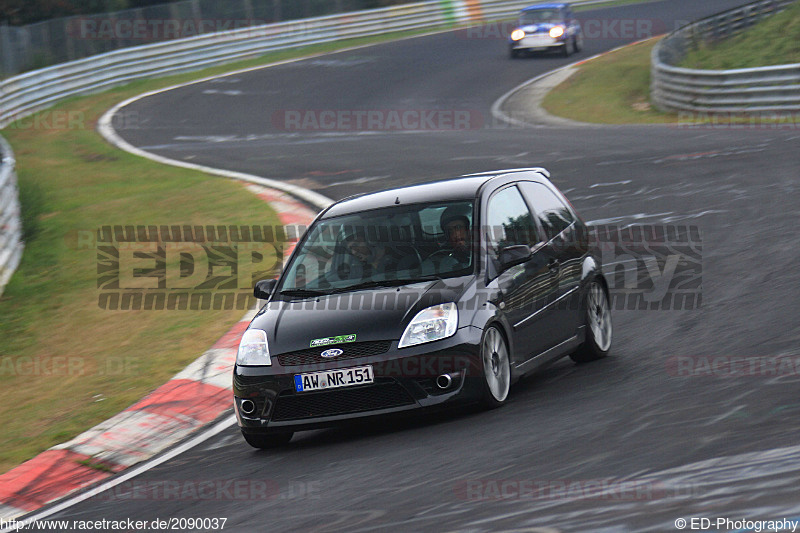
left=570, top=280, right=612, bottom=363
left=242, top=431, right=293, bottom=449
left=480, top=326, right=511, bottom=408
left=562, top=37, right=574, bottom=57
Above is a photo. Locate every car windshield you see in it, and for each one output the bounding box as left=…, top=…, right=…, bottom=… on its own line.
left=278, top=200, right=475, bottom=295
left=519, top=9, right=562, bottom=24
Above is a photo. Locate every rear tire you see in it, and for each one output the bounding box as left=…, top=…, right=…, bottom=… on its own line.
left=570, top=280, right=612, bottom=363
left=242, top=431, right=293, bottom=449
left=480, top=326, right=511, bottom=408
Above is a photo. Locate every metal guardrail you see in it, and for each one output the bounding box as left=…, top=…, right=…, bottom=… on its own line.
left=651, top=0, right=800, bottom=114
left=0, top=0, right=428, bottom=77
left=0, top=2, right=452, bottom=127
left=0, top=0, right=619, bottom=128
left=0, top=135, right=23, bottom=297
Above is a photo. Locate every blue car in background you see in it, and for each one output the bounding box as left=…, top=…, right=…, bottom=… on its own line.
left=508, top=3, right=583, bottom=58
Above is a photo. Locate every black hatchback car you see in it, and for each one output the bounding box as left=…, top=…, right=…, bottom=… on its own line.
left=234, top=168, right=612, bottom=448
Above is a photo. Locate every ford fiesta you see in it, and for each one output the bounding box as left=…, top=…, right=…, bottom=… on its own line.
left=233, top=168, right=612, bottom=448
left=508, top=3, right=583, bottom=58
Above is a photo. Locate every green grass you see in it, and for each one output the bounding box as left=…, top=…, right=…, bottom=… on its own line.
left=0, top=87, right=286, bottom=473
left=543, top=1, right=800, bottom=126
left=542, top=37, right=676, bottom=123
left=681, top=1, right=800, bottom=69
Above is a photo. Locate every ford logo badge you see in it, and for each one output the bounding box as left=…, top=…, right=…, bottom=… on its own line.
left=320, top=348, right=343, bottom=358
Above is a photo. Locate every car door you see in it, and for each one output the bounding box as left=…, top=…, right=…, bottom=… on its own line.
left=518, top=181, right=584, bottom=343
left=484, top=184, right=562, bottom=362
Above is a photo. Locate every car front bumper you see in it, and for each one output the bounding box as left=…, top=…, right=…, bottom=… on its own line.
left=233, top=326, right=485, bottom=434
left=510, top=34, right=566, bottom=51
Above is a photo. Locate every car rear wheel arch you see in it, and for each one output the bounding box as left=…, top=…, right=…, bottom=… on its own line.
left=570, top=275, right=612, bottom=363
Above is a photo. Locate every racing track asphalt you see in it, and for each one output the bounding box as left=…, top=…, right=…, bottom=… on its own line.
left=36, top=0, right=800, bottom=530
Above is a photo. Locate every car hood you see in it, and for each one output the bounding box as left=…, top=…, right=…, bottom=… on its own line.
left=250, top=278, right=472, bottom=355
left=520, top=22, right=562, bottom=33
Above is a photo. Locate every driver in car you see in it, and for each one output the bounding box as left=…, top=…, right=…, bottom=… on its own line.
left=421, top=206, right=473, bottom=275
left=440, top=206, right=472, bottom=268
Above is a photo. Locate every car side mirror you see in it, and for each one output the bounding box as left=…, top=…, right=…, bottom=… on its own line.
left=499, top=245, right=532, bottom=271
left=254, top=279, right=277, bottom=299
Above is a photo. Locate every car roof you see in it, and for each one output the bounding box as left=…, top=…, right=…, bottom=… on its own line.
left=321, top=169, right=550, bottom=218
left=522, top=3, right=568, bottom=11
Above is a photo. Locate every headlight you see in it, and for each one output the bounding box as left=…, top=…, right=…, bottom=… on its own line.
left=399, top=303, right=458, bottom=348
left=237, top=329, right=271, bottom=366
left=549, top=26, right=565, bottom=38
left=510, top=29, right=525, bottom=41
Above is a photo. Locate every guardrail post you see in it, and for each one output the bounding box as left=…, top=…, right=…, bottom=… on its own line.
left=243, top=0, right=255, bottom=22
left=190, top=0, right=203, bottom=24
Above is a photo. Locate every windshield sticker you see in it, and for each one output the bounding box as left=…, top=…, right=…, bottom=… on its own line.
left=310, top=334, right=357, bottom=348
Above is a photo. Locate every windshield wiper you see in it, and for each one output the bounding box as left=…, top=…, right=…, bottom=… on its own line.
left=330, top=277, right=442, bottom=294
left=279, top=288, right=330, bottom=298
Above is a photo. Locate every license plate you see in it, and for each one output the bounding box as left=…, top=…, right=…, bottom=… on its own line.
left=294, top=365, right=374, bottom=392
left=521, top=36, right=552, bottom=47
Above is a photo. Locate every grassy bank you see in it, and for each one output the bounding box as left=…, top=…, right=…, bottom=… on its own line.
left=543, top=2, right=800, bottom=125
left=680, top=1, right=800, bottom=69
left=542, top=38, right=674, bottom=124
left=0, top=89, right=286, bottom=473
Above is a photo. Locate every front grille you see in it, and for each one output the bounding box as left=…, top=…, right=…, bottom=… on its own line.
left=276, top=340, right=391, bottom=367
left=271, top=381, right=415, bottom=421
